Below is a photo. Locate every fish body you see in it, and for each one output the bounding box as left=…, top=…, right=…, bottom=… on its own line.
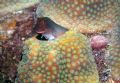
left=36, top=0, right=119, bottom=33
left=34, top=17, right=68, bottom=40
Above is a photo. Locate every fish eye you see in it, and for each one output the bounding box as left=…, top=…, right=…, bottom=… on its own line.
left=36, top=34, right=48, bottom=41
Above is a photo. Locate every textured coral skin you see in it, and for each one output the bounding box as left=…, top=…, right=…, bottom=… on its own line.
left=36, top=0, right=119, bottom=33
left=0, top=0, right=39, bottom=16
left=107, top=25, right=120, bottom=81
left=16, top=31, right=99, bottom=83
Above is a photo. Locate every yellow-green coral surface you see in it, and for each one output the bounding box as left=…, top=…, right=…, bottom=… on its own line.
left=0, top=0, right=39, bottom=15
left=16, top=31, right=99, bottom=83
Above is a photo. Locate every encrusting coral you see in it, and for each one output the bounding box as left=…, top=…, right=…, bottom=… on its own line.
left=16, top=31, right=99, bottom=83
left=36, top=0, right=119, bottom=33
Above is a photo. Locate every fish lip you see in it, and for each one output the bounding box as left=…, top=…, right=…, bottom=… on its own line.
left=36, top=28, right=52, bottom=34
left=36, top=31, right=46, bottom=34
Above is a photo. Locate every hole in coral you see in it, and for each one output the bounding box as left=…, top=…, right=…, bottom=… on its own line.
left=36, top=34, right=48, bottom=41
left=34, top=17, right=68, bottom=41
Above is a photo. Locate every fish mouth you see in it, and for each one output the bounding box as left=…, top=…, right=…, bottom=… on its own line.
left=34, top=17, right=68, bottom=41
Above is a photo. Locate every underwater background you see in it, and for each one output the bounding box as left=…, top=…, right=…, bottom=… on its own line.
left=0, top=0, right=120, bottom=83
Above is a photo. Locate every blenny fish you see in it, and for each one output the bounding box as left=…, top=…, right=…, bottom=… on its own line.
left=16, top=31, right=99, bottom=83
left=0, top=0, right=119, bottom=83
left=36, top=0, right=119, bottom=33
left=34, top=17, right=68, bottom=40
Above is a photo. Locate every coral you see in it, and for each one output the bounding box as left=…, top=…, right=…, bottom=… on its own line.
left=0, top=73, right=5, bottom=83
left=0, top=0, right=39, bottom=16
left=88, top=35, right=110, bottom=82
left=92, top=49, right=110, bottom=83
left=107, top=22, right=120, bottom=81
left=90, top=35, right=109, bottom=50
left=0, top=8, right=35, bottom=82
left=16, top=31, right=99, bottom=83
left=36, top=0, right=119, bottom=33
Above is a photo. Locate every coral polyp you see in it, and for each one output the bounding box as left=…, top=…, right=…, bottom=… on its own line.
left=16, top=31, right=99, bottom=83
